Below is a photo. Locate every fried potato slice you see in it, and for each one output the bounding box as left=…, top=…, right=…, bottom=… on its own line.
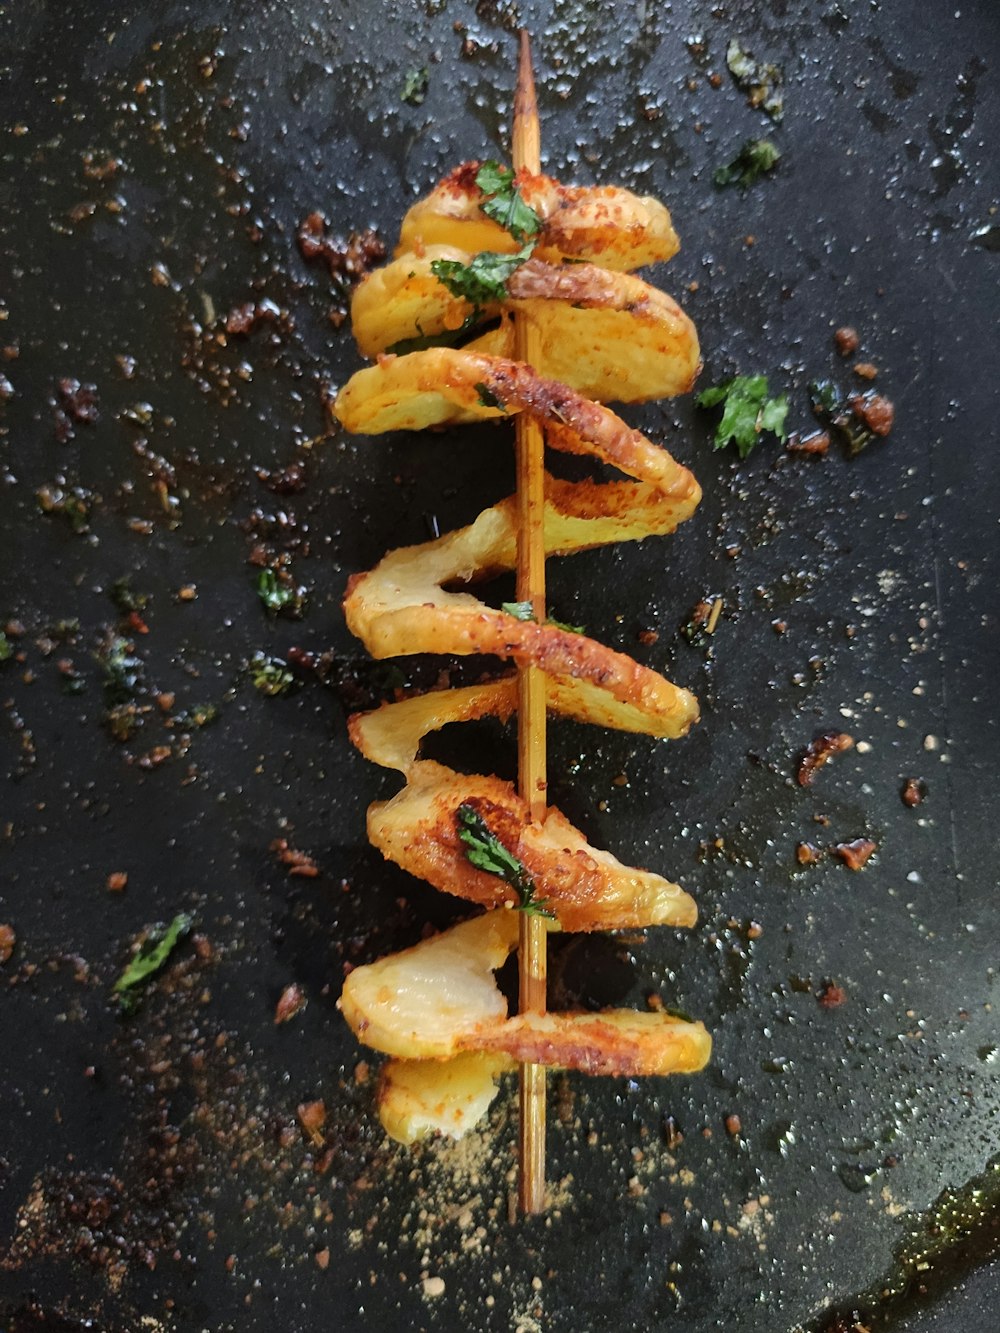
left=377, top=1051, right=513, bottom=1145
left=349, top=683, right=697, bottom=932
left=338, top=354, right=700, bottom=738
left=340, top=913, right=711, bottom=1071
left=349, top=251, right=700, bottom=402
left=397, top=162, right=680, bottom=271
left=367, top=761, right=697, bottom=932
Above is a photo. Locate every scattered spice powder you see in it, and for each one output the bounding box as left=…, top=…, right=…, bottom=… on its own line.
left=796, top=731, right=854, bottom=786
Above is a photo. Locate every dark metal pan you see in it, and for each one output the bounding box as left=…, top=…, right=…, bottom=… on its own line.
left=1, top=2, right=998, bottom=1329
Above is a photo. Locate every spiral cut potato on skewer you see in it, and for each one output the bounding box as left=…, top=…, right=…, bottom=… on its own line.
left=333, top=161, right=710, bottom=1145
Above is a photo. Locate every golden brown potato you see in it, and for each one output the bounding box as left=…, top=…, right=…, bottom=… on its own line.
left=397, top=162, right=680, bottom=270
left=348, top=251, right=700, bottom=403
left=340, top=913, right=711, bottom=1073
left=377, top=1052, right=513, bottom=1145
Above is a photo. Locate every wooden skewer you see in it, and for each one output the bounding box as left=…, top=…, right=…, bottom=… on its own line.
left=512, top=28, right=547, bottom=1217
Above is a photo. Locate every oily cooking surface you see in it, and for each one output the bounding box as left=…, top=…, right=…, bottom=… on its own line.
left=1, top=3, right=999, bottom=1332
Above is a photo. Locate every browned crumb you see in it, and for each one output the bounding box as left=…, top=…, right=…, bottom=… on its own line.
left=772, top=619, right=788, bottom=634
left=853, top=361, right=878, bottom=380
left=315, top=1247, right=331, bottom=1270
left=296, top=1099, right=326, bottom=1145
left=796, top=841, right=822, bottom=865
left=106, top=871, right=128, bottom=892
left=901, top=777, right=926, bottom=808
left=275, top=983, right=307, bottom=1025
left=747, top=920, right=763, bottom=940
left=637, top=628, right=659, bottom=646
left=833, top=838, right=877, bottom=871
left=270, top=838, right=319, bottom=878
left=797, top=731, right=854, bottom=786
left=0, top=923, right=15, bottom=964
left=834, top=326, right=859, bottom=356
left=817, top=981, right=848, bottom=1008
left=786, top=430, right=830, bottom=456
left=849, top=392, right=894, bottom=436
left=724, top=1113, right=742, bottom=1136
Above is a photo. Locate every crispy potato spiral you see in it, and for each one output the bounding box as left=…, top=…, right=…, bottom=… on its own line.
left=332, top=164, right=710, bottom=1145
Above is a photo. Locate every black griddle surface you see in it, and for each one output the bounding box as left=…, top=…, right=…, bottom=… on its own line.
left=1, top=2, right=999, bottom=1330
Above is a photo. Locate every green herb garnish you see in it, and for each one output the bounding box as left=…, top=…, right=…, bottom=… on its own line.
left=726, top=38, right=784, bottom=121
left=173, top=702, right=219, bottom=729
left=456, top=803, right=555, bottom=919
left=696, top=374, right=788, bottom=458
left=501, top=602, right=583, bottom=634
left=431, top=243, right=534, bottom=308
left=714, top=138, right=781, bottom=190
left=401, top=67, right=429, bottom=106
left=547, top=616, right=585, bottom=635
left=475, top=382, right=506, bottom=411
left=0, top=632, right=11, bottom=663
left=98, top=635, right=143, bottom=705
left=809, top=379, right=879, bottom=455
left=110, top=576, right=149, bottom=615
left=113, top=912, right=192, bottom=1006
left=250, top=652, right=296, bottom=696
left=257, top=569, right=305, bottom=617
left=386, top=310, right=488, bottom=357
left=475, top=160, right=542, bottom=245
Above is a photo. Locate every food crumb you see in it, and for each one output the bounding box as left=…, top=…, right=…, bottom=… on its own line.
left=796, top=842, right=821, bottom=865
left=275, top=983, right=307, bottom=1024
left=818, top=981, right=847, bottom=1008
left=786, top=430, right=829, bottom=456
left=315, top=1248, right=330, bottom=1270
left=106, top=871, right=128, bottom=892
left=833, top=838, right=877, bottom=871
left=834, top=326, right=859, bottom=356
left=853, top=361, right=878, bottom=379
left=724, top=1113, right=742, bottom=1136
left=0, top=923, right=15, bottom=964
left=901, top=777, right=926, bottom=807
left=423, top=1276, right=446, bottom=1298
left=796, top=731, right=854, bottom=786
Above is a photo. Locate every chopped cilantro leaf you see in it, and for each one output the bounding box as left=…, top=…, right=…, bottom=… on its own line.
left=386, top=310, right=488, bottom=356
left=726, top=38, right=784, bottom=121
left=475, top=160, right=542, bottom=244
left=501, top=600, right=535, bottom=621
left=547, top=616, right=584, bottom=635
left=696, top=374, right=788, bottom=458
left=257, top=569, right=306, bottom=617
left=714, top=138, right=781, bottom=190
left=431, top=243, right=534, bottom=308
left=475, top=382, right=506, bottom=411
left=250, top=652, right=296, bottom=696
left=456, top=803, right=555, bottom=919
left=113, top=912, right=192, bottom=1005
left=401, top=67, right=428, bottom=106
